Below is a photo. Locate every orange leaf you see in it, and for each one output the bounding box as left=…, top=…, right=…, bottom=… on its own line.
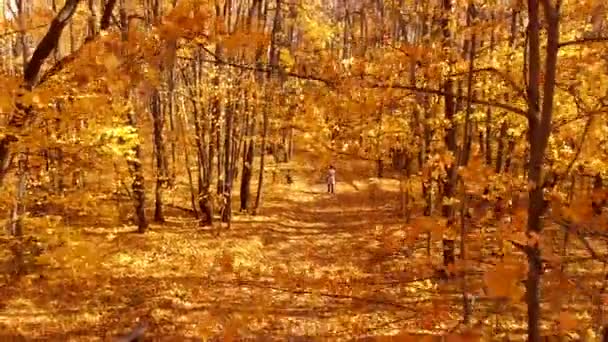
left=558, top=311, right=578, bottom=332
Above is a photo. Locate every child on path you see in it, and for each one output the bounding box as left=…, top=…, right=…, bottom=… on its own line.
left=327, top=165, right=336, bottom=194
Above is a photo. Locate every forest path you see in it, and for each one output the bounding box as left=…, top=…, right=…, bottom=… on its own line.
left=0, top=162, right=451, bottom=341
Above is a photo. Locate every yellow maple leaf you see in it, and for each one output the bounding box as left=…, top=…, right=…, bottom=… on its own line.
left=104, top=53, right=120, bottom=71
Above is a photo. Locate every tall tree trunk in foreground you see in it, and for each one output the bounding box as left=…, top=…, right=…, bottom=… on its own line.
left=524, top=0, right=560, bottom=340
left=120, top=0, right=148, bottom=233
left=440, top=0, right=458, bottom=269
left=254, top=0, right=281, bottom=213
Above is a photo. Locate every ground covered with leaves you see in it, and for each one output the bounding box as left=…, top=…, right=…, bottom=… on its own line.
left=0, top=157, right=603, bottom=341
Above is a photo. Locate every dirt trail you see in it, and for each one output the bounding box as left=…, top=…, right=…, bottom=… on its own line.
left=0, top=171, right=445, bottom=341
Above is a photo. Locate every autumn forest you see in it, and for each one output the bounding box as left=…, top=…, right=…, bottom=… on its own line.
left=0, top=0, right=607, bottom=340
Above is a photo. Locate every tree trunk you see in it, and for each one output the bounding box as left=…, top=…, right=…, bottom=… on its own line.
left=120, top=0, right=148, bottom=233
left=496, top=121, right=507, bottom=173
left=126, top=110, right=148, bottom=233
left=222, top=99, right=234, bottom=223
left=7, top=153, right=27, bottom=237
left=461, top=3, right=476, bottom=166
left=254, top=97, right=269, bottom=213
left=187, top=51, right=213, bottom=227
left=0, top=0, right=83, bottom=188
left=254, top=0, right=281, bottom=213
left=177, top=99, right=199, bottom=218
left=460, top=179, right=470, bottom=324
left=240, top=108, right=255, bottom=211
left=151, top=89, right=166, bottom=223
left=440, top=0, right=457, bottom=269
left=524, top=0, right=560, bottom=340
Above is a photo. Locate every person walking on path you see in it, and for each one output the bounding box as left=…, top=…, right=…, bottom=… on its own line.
left=327, top=165, right=336, bottom=194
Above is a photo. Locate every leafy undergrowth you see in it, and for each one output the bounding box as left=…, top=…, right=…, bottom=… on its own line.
left=0, top=166, right=603, bottom=341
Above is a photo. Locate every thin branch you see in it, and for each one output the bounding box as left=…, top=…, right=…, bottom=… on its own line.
left=198, top=42, right=332, bottom=84
left=186, top=43, right=527, bottom=117
left=178, top=50, right=334, bottom=85
left=367, top=83, right=528, bottom=117
left=206, top=58, right=333, bottom=85
left=558, top=36, right=608, bottom=48
left=547, top=108, right=595, bottom=188
left=559, top=115, right=593, bottom=180
left=551, top=107, right=608, bottom=130
left=449, top=67, right=527, bottom=100
left=554, top=218, right=608, bottom=263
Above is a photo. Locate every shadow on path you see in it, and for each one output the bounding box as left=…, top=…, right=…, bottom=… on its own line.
left=0, top=175, right=448, bottom=341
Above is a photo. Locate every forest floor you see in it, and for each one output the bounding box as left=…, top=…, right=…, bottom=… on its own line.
left=0, top=153, right=600, bottom=341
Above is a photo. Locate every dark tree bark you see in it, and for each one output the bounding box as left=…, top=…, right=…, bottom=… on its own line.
left=524, top=0, right=560, bottom=340
left=461, top=3, right=477, bottom=166
left=0, top=0, right=84, bottom=188
left=440, top=0, right=458, bottom=269
left=221, top=98, right=235, bottom=223
left=100, top=0, right=117, bottom=30
left=240, top=121, right=255, bottom=211
left=151, top=89, right=166, bottom=223
left=254, top=95, right=269, bottom=213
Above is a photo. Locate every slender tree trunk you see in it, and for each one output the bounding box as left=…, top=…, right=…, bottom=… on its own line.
left=524, top=1, right=560, bottom=340
left=497, top=9, right=518, bottom=174
left=167, top=65, right=178, bottom=187
left=186, top=51, right=213, bottom=226
left=460, top=178, right=470, bottom=324
left=524, top=2, right=543, bottom=337
left=178, top=99, right=199, bottom=218
left=461, top=3, right=476, bottom=166
left=7, top=153, right=27, bottom=237
left=222, top=99, right=234, bottom=223
left=254, top=0, right=281, bottom=213
left=254, top=93, right=269, bottom=213
left=17, top=0, right=30, bottom=76
left=120, top=0, right=148, bottom=233
left=240, top=111, right=255, bottom=211
left=496, top=122, right=507, bottom=173
left=151, top=89, right=166, bottom=223
left=126, top=109, right=148, bottom=233
left=440, top=0, right=458, bottom=269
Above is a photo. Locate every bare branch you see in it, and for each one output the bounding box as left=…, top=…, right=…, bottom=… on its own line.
left=558, top=36, right=608, bottom=48
left=449, top=67, right=527, bottom=100
left=554, top=218, right=608, bottom=263
left=367, top=83, right=528, bottom=117
left=184, top=43, right=334, bottom=85
left=558, top=115, right=593, bottom=183
left=551, top=111, right=599, bottom=129
left=181, top=49, right=529, bottom=117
